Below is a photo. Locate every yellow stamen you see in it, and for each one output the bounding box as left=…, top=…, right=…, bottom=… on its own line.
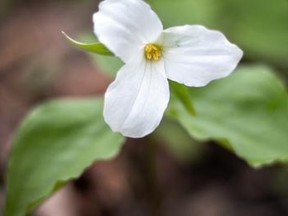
left=144, top=43, right=162, bottom=61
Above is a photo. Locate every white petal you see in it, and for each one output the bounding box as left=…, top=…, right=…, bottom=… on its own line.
left=104, top=55, right=169, bottom=138
left=93, top=0, right=163, bottom=63
left=162, top=25, right=243, bottom=87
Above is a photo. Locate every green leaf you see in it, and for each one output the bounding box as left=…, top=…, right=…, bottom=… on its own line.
left=62, top=32, right=113, bottom=56
left=5, top=99, right=125, bottom=216
left=167, top=65, right=288, bottom=167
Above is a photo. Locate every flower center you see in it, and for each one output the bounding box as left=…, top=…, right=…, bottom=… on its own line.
left=144, top=43, right=162, bottom=61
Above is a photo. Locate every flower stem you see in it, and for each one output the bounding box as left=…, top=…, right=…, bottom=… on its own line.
left=145, top=137, right=162, bottom=216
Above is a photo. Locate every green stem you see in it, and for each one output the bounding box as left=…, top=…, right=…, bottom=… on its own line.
left=145, top=137, right=162, bottom=216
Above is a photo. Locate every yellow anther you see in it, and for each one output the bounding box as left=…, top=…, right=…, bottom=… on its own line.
left=144, top=43, right=162, bottom=61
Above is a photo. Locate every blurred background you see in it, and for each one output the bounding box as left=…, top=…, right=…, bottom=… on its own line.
left=0, top=0, right=288, bottom=215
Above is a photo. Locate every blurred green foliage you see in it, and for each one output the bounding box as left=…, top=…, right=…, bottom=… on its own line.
left=168, top=66, right=288, bottom=167
left=5, top=99, right=124, bottom=216
left=154, top=119, right=204, bottom=163
left=149, top=0, right=288, bottom=67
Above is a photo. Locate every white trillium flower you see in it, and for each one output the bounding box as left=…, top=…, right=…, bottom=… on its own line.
left=93, top=0, right=243, bottom=138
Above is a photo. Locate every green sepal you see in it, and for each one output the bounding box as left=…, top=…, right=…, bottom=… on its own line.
left=62, top=31, right=113, bottom=56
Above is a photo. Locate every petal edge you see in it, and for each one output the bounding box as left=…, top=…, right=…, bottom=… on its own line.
left=162, top=25, right=243, bottom=87
left=93, top=0, right=163, bottom=63
left=104, top=56, right=169, bottom=138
